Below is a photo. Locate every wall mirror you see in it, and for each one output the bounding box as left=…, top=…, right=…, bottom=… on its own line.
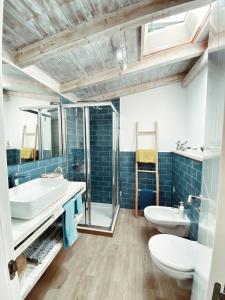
left=3, top=62, right=63, bottom=165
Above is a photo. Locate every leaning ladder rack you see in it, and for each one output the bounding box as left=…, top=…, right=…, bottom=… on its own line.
left=135, top=121, right=159, bottom=217
left=20, top=125, right=38, bottom=162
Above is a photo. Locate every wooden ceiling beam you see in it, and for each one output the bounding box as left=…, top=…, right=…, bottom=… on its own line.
left=3, top=47, right=78, bottom=102
left=182, top=50, right=207, bottom=87
left=61, top=41, right=207, bottom=93
left=83, top=73, right=185, bottom=101
left=15, top=0, right=212, bottom=67
left=4, top=91, right=59, bottom=102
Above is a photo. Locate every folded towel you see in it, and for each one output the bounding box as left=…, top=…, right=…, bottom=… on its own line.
left=75, top=193, right=83, bottom=215
left=139, top=189, right=154, bottom=210
left=24, top=223, right=61, bottom=264
left=136, top=149, right=156, bottom=163
left=20, top=148, right=35, bottom=159
left=63, top=198, right=78, bottom=249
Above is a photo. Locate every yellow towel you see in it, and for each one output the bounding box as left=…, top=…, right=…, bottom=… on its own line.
left=136, top=149, right=156, bottom=163
left=20, top=148, right=35, bottom=160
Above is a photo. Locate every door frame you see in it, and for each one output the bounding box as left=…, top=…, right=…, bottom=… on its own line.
left=206, top=98, right=225, bottom=299
left=0, top=0, right=21, bottom=299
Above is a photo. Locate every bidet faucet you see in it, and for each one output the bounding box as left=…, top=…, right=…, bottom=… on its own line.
left=180, top=141, right=189, bottom=151
left=187, top=194, right=209, bottom=204
left=176, top=140, right=181, bottom=150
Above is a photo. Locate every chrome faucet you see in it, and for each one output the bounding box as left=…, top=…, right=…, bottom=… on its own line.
left=54, top=167, right=63, bottom=174
left=176, top=140, right=181, bottom=150
left=176, top=141, right=191, bottom=151
left=180, top=141, right=188, bottom=151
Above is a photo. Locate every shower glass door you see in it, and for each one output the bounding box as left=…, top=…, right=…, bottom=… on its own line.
left=112, top=111, right=119, bottom=217
left=63, top=102, right=119, bottom=231
left=89, top=104, right=113, bottom=228
left=63, top=106, right=91, bottom=226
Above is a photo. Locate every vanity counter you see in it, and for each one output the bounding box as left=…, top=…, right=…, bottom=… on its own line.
left=11, top=180, right=85, bottom=299
left=12, top=181, right=86, bottom=256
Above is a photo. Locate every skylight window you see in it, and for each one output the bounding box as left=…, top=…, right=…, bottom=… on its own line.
left=148, top=12, right=188, bottom=32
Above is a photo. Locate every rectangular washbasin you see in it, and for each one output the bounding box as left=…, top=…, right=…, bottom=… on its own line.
left=9, top=178, right=68, bottom=220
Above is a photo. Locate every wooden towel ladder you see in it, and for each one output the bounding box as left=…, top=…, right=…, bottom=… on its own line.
left=20, top=125, right=38, bottom=162
left=135, top=121, right=159, bottom=217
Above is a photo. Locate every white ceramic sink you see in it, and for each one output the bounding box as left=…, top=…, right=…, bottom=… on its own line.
left=144, top=206, right=190, bottom=237
left=9, top=178, right=68, bottom=220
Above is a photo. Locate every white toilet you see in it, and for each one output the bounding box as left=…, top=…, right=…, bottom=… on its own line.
left=144, top=206, right=190, bottom=237
left=149, top=234, right=197, bottom=289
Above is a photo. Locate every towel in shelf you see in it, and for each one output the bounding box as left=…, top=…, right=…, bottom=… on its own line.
left=63, top=197, right=78, bottom=249
left=23, top=223, right=61, bottom=264
left=136, top=149, right=156, bottom=163
left=75, top=193, right=83, bottom=215
left=20, top=147, right=35, bottom=159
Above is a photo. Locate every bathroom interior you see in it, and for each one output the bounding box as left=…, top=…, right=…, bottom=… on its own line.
left=1, top=1, right=225, bottom=300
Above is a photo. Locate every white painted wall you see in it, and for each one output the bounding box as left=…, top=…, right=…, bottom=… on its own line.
left=120, top=83, right=187, bottom=152
left=41, top=113, right=52, bottom=151
left=3, top=95, right=50, bottom=149
left=120, top=68, right=208, bottom=153
left=186, top=66, right=208, bottom=148
left=191, top=1, right=225, bottom=297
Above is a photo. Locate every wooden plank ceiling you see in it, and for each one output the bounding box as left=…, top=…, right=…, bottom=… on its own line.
left=36, top=28, right=140, bottom=83
left=72, top=58, right=196, bottom=100
left=2, top=0, right=211, bottom=102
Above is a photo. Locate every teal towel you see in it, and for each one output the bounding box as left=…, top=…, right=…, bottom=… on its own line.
left=75, top=193, right=83, bottom=215
left=63, top=198, right=78, bottom=249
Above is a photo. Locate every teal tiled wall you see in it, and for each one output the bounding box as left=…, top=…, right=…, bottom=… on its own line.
left=88, top=99, right=119, bottom=204
left=119, top=152, right=173, bottom=209
left=8, top=156, right=66, bottom=185
left=172, top=153, right=202, bottom=240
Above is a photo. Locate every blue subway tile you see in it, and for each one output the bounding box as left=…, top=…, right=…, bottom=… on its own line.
left=18, top=161, right=38, bottom=172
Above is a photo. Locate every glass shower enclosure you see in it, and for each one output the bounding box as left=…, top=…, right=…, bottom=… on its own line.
left=62, top=102, right=119, bottom=234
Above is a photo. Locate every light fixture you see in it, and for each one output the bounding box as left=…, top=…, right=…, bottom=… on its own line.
left=115, top=47, right=127, bottom=71
left=116, top=48, right=123, bottom=61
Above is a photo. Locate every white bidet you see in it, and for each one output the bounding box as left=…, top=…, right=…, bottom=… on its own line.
left=144, top=206, right=190, bottom=237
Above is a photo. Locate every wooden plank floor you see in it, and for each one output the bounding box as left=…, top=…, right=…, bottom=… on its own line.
left=26, top=209, right=191, bottom=300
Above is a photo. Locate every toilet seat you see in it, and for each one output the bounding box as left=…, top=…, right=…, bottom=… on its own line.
left=151, top=255, right=194, bottom=280
left=148, top=234, right=197, bottom=272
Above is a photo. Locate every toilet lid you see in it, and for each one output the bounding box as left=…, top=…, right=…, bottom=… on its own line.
left=149, top=234, right=196, bottom=272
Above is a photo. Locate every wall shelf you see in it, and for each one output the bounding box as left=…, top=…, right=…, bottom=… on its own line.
left=20, top=242, right=63, bottom=299
left=12, top=181, right=86, bottom=256
left=10, top=180, right=86, bottom=299
left=19, top=212, right=83, bottom=299
left=172, top=150, right=203, bottom=161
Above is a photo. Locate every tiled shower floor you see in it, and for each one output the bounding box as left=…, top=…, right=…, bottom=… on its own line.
left=79, top=202, right=113, bottom=227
